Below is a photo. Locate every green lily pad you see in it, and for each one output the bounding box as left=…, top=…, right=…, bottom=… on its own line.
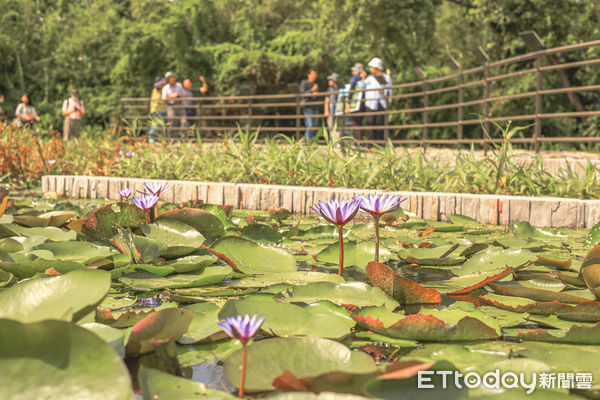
left=514, top=221, right=566, bottom=238
left=218, top=298, right=355, bottom=339
left=81, top=322, right=126, bottom=358
left=0, top=269, right=111, bottom=323
left=0, top=319, right=133, bottom=400
left=276, top=281, right=399, bottom=311
left=119, top=266, right=232, bottom=290
left=0, top=258, right=85, bottom=279
left=233, top=271, right=344, bottom=288
left=211, top=236, right=296, bottom=274
left=157, top=207, right=224, bottom=242
left=32, top=241, right=113, bottom=263
left=140, top=219, right=205, bottom=258
left=223, top=337, right=378, bottom=391
left=82, top=202, right=146, bottom=241
left=316, top=241, right=391, bottom=268
left=241, top=224, right=283, bottom=243
left=139, top=366, right=236, bottom=400
left=459, top=248, right=537, bottom=275
left=4, top=224, right=77, bottom=241
left=178, top=302, right=226, bottom=344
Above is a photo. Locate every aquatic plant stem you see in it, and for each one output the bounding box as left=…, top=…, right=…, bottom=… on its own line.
left=145, top=210, right=150, bottom=224
left=338, top=225, right=344, bottom=276
left=374, top=215, right=380, bottom=262
left=239, top=342, right=247, bottom=398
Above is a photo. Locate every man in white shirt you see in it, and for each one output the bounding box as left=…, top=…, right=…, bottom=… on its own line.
left=62, top=89, right=85, bottom=141
left=161, top=71, right=185, bottom=136
left=363, top=58, right=392, bottom=142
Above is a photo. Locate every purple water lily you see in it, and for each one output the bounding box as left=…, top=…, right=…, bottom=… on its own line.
left=359, top=193, right=406, bottom=216
left=131, top=193, right=160, bottom=211
left=311, top=198, right=360, bottom=227
left=219, top=313, right=265, bottom=398
left=312, top=198, right=360, bottom=276
left=119, top=188, right=132, bottom=199
left=142, top=182, right=171, bottom=196
left=359, top=194, right=406, bottom=261
left=219, top=313, right=265, bottom=344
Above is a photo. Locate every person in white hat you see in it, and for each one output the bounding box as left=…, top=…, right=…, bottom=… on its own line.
left=363, top=57, right=392, bottom=143
left=161, top=71, right=185, bottom=137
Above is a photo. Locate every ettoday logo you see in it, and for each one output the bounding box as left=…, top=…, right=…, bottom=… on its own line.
left=418, top=370, right=593, bottom=393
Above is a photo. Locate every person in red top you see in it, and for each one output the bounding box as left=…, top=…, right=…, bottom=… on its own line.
left=62, top=88, right=85, bottom=140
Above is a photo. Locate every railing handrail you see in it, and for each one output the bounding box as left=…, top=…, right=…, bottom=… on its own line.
left=120, top=39, right=600, bottom=150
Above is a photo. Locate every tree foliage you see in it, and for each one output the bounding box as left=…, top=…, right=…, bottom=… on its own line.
left=1, top=0, right=599, bottom=128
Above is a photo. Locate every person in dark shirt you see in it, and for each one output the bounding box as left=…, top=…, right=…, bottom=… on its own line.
left=299, top=68, right=319, bottom=141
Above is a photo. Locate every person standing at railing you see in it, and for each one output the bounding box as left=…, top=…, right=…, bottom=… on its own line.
left=149, top=77, right=167, bottom=142
left=161, top=71, right=185, bottom=137
left=181, top=76, right=208, bottom=128
left=13, top=93, right=40, bottom=128
left=364, top=57, right=392, bottom=143
left=324, top=72, right=341, bottom=137
left=348, top=63, right=367, bottom=141
left=62, top=88, right=85, bottom=141
left=0, top=92, right=6, bottom=125
left=299, top=68, right=319, bottom=141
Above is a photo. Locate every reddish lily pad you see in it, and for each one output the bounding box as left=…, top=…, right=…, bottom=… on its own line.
left=353, top=307, right=499, bottom=341
left=445, top=267, right=514, bottom=295
left=366, top=261, right=441, bottom=304
left=126, top=308, right=194, bottom=355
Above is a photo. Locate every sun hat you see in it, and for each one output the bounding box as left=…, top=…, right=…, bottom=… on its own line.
left=368, top=58, right=384, bottom=71
left=165, top=71, right=177, bottom=80
left=327, top=72, right=341, bottom=82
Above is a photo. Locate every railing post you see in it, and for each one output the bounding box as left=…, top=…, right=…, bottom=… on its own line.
left=422, top=80, right=429, bottom=153
left=457, top=70, right=464, bottom=148
left=247, top=98, right=253, bottom=132
left=295, top=94, right=301, bottom=141
left=340, top=91, right=346, bottom=140
left=483, top=64, right=491, bottom=154
left=534, top=55, right=543, bottom=152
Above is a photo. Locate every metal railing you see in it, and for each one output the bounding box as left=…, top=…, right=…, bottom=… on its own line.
left=120, top=39, right=600, bottom=150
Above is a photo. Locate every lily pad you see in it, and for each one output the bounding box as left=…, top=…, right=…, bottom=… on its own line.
left=178, top=302, right=226, bottom=344
left=82, top=202, right=146, bottom=241
left=211, top=236, right=296, bottom=274
left=366, top=261, right=441, bottom=304
left=0, top=269, right=111, bottom=323
left=223, top=337, right=378, bottom=391
left=126, top=308, right=194, bottom=355
left=119, top=267, right=232, bottom=290
left=316, top=241, right=391, bottom=268
left=277, top=281, right=399, bottom=311
left=219, top=298, right=355, bottom=339
left=140, top=219, right=205, bottom=258
left=459, top=248, right=537, bottom=275
left=0, top=319, right=133, bottom=400
left=157, top=207, right=224, bottom=242
left=139, top=366, right=236, bottom=400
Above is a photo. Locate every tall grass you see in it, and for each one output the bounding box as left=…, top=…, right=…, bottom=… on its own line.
left=2, top=123, right=599, bottom=199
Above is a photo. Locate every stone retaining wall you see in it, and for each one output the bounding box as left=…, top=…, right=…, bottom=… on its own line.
left=41, top=175, right=600, bottom=229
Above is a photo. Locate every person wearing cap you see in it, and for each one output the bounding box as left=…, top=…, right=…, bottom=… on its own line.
left=324, top=72, right=341, bottom=135
left=299, top=68, right=320, bottom=141
left=364, top=57, right=392, bottom=142
left=149, top=77, right=167, bottom=141
left=161, top=71, right=185, bottom=136
left=62, top=89, right=85, bottom=140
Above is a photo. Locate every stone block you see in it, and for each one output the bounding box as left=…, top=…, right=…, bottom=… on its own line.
left=223, top=184, right=240, bottom=207
left=478, top=196, right=498, bottom=225
left=260, top=187, right=281, bottom=209
left=206, top=183, right=224, bottom=205
left=585, top=201, right=600, bottom=229
left=460, top=195, right=481, bottom=222
left=508, top=197, right=530, bottom=225
left=551, top=200, right=584, bottom=228
left=241, top=184, right=261, bottom=210
left=528, top=198, right=555, bottom=228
